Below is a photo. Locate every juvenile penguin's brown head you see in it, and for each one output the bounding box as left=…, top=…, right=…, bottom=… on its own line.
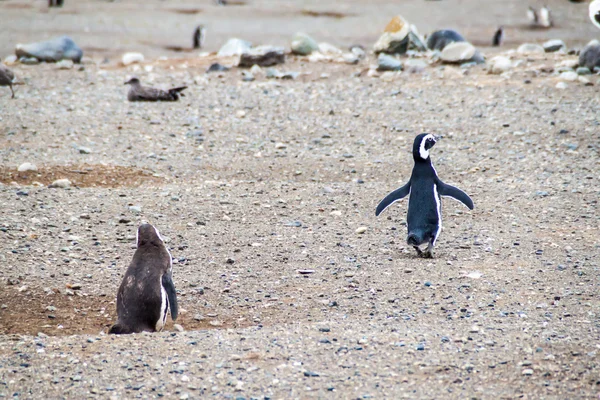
left=136, top=223, right=164, bottom=248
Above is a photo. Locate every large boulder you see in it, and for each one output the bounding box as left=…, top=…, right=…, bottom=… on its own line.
left=426, top=30, right=465, bottom=51
left=578, top=42, right=600, bottom=71
left=373, top=15, right=427, bottom=55
left=291, top=33, right=319, bottom=55
left=15, top=36, right=83, bottom=63
left=217, top=38, right=252, bottom=57
left=239, top=45, right=285, bottom=67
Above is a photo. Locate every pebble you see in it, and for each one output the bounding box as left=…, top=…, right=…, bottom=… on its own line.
left=297, top=269, right=315, bottom=275
left=517, top=43, right=545, bottom=54
left=377, top=53, right=403, bottom=71
left=17, top=162, right=37, bottom=172
left=373, top=15, right=411, bottom=54
left=20, top=57, right=40, bottom=65
left=56, top=59, right=74, bottom=70
left=206, top=63, right=229, bottom=73
left=489, top=56, right=512, bottom=74
left=576, top=67, right=591, bottom=75
left=49, top=179, right=71, bottom=188
left=559, top=71, right=578, bottom=81
left=121, top=52, right=144, bottom=66
left=78, top=146, right=92, bottom=154
left=555, top=82, right=568, bottom=89
left=217, top=38, right=252, bottom=57
left=355, top=226, right=368, bottom=234
left=543, top=39, right=566, bottom=53
left=440, top=42, right=479, bottom=64
left=291, top=32, right=318, bottom=56
left=522, top=369, right=534, bottom=376
left=129, top=205, right=142, bottom=214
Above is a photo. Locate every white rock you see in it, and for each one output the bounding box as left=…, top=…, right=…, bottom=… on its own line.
left=466, top=271, right=482, bottom=279
left=440, top=42, right=476, bottom=63
left=4, top=55, right=18, bottom=65
left=489, top=56, right=512, bottom=74
left=56, top=59, right=73, bottom=69
left=17, top=162, right=37, bottom=172
left=318, top=42, right=342, bottom=55
left=355, top=226, right=368, bottom=234
left=543, top=39, right=566, bottom=53
left=559, top=71, right=578, bottom=81
left=49, top=179, right=71, bottom=188
left=121, top=52, right=144, bottom=66
left=555, top=82, right=568, bottom=89
left=373, top=15, right=411, bottom=54
left=517, top=43, right=545, bottom=55
left=217, top=38, right=252, bottom=57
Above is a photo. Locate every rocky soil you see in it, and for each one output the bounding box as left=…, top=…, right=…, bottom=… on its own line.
left=1, top=0, right=600, bottom=399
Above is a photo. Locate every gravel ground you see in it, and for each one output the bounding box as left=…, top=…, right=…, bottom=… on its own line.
left=1, top=0, right=600, bottom=399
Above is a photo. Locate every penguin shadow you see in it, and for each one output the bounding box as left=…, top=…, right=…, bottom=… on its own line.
left=300, top=10, right=355, bottom=19
left=167, top=8, right=203, bottom=15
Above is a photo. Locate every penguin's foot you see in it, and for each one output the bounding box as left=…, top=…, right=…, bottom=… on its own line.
left=413, top=246, right=423, bottom=257
left=421, top=250, right=434, bottom=259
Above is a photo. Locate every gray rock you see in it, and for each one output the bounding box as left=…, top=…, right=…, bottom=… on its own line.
left=19, top=57, right=40, bottom=65
left=404, top=58, right=428, bottom=73
left=578, top=43, right=600, bottom=71
left=426, top=30, right=465, bottom=51
left=517, top=43, right=545, bottom=55
left=15, top=36, right=83, bottom=63
left=217, top=38, right=252, bottom=57
left=291, top=32, right=319, bottom=55
left=49, top=178, right=71, bottom=188
left=241, top=70, right=255, bottom=81
left=543, top=39, right=566, bottom=53
left=206, top=63, right=229, bottom=73
left=239, top=45, right=285, bottom=68
left=265, top=68, right=281, bottom=79
left=78, top=146, right=92, bottom=154
left=576, top=67, right=591, bottom=75
left=377, top=53, right=403, bottom=71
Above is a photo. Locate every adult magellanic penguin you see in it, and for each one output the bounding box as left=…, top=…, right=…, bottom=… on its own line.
left=109, top=224, right=178, bottom=334
left=375, top=134, right=474, bottom=258
left=590, top=0, right=600, bottom=30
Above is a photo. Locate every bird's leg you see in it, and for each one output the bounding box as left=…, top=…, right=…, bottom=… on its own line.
left=423, top=240, right=435, bottom=259
left=10, top=85, right=14, bottom=99
left=413, top=246, right=423, bottom=257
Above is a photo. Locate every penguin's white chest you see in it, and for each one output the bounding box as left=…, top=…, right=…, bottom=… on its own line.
left=155, top=279, right=169, bottom=331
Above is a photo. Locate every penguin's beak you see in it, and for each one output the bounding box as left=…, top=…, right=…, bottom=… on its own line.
left=434, top=134, right=443, bottom=141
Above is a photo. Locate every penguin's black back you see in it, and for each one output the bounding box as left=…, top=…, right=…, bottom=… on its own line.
left=112, top=225, right=171, bottom=333
left=407, top=162, right=440, bottom=246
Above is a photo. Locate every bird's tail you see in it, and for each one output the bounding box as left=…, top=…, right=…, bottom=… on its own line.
left=407, top=231, right=426, bottom=247
left=108, top=323, right=131, bottom=335
left=169, top=86, right=187, bottom=94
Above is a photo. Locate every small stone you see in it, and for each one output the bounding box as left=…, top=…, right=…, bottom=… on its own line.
left=121, top=52, right=144, bottom=66
left=440, top=42, right=479, bottom=64
left=377, top=53, right=403, bottom=71
left=303, top=371, right=320, bottom=377
left=416, top=343, right=425, bottom=351
left=355, top=226, right=368, bottom=234
left=49, top=179, right=71, bottom=188
left=517, top=43, right=545, bottom=54
left=217, top=38, right=252, bottom=57
left=543, top=39, right=566, bottom=53
left=239, top=45, right=285, bottom=68
left=297, top=269, right=315, bottom=275
left=522, top=369, right=534, bottom=376
left=193, top=314, right=204, bottom=321
left=559, top=71, right=578, bottom=81
left=206, top=63, right=229, bottom=73
left=19, top=57, right=39, bottom=65
left=129, top=205, right=142, bottom=214
left=291, top=32, right=319, bottom=56
left=578, top=43, right=600, bottom=71
left=78, top=146, right=92, bottom=154
left=489, top=56, right=512, bottom=74
left=56, top=59, right=74, bottom=69
left=226, top=258, right=235, bottom=264
left=373, top=15, right=411, bottom=54
left=209, top=320, right=222, bottom=327
left=318, top=42, right=342, bottom=55
left=555, top=82, right=568, bottom=89
left=17, top=162, right=37, bottom=172
left=576, top=67, right=591, bottom=75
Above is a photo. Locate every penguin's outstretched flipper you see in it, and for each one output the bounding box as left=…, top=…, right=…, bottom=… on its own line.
left=162, top=272, right=178, bottom=320
left=436, top=181, right=474, bottom=210
left=375, top=181, right=411, bottom=216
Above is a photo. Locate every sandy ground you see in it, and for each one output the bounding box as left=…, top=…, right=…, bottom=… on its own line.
left=1, top=0, right=600, bottom=399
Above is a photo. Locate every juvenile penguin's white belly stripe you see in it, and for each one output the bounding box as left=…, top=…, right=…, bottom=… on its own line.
left=433, top=183, right=442, bottom=245
left=156, top=278, right=168, bottom=331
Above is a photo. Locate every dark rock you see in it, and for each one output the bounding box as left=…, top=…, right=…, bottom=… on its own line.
left=427, top=30, right=465, bottom=51
left=239, top=46, right=285, bottom=68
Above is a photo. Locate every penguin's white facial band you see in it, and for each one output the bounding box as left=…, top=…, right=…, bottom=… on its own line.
left=153, top=226, right=164, bottom=243
left=419, top=134, right=437, bottom=160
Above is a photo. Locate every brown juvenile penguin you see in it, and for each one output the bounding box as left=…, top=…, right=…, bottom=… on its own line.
left=0, top=64, right=15, bottom=98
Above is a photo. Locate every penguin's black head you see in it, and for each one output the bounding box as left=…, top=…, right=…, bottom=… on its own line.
left=124, top=77, right=140, bottom=86
left=136, top=223, right=164, bottom=248
left=413, top=133, right=438, bottom=161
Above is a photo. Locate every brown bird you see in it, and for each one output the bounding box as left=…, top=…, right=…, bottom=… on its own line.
left=124, top=77, right=187, bottom=102
left=0, top=64, right=15, bottom=99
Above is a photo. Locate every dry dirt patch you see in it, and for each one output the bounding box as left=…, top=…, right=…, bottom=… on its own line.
left=0, top=285, right=251, bottom=336
left=0, top=164, right=163, bottom=188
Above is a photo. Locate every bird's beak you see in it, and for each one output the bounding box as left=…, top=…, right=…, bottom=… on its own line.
left=434, top=135, right=443, bottom=141
left=124, top=81, right=129, bottom=85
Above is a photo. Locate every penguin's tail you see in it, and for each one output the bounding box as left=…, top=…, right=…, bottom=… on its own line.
left=407, top=231, right=426, bottom=247
left=108, top=323, right=131, bottom=335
